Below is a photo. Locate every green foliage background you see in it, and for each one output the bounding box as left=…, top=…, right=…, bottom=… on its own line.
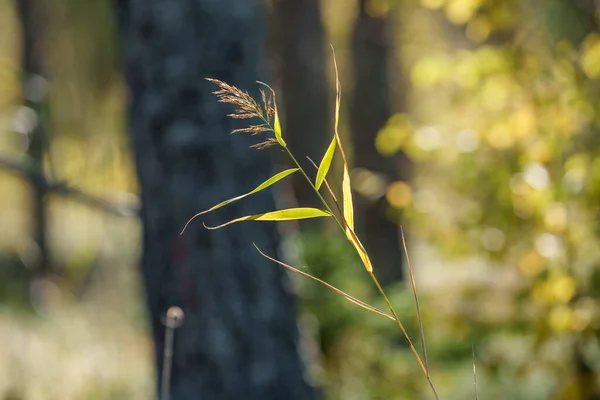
left=297, top=0, right=600, bottom=398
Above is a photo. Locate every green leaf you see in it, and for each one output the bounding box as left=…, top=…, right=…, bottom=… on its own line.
left=181, top=168, right=298, bottom=234
left=315, top=137, right=336, bottom=190
left=204, top=208, right=331, bottom=229
left=254, top=244, right=393, bottom=320
left=273, top=103, right=286, bottom=147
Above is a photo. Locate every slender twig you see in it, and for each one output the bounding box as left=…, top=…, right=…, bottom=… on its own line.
left=473, top=344, right=480, bottom=400
left=401, top=226, right=430, bottom=373
left=161, top=306, right=185, bottom=400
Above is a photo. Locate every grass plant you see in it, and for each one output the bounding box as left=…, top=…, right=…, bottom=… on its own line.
left=182, top=49, right=440, bottom=400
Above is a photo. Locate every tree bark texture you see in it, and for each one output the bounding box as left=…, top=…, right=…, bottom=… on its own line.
left=117, top=1, right=316, bottom=399
left=350, top=0, right=408, bottom=284
left=271, top=0, right=331, bottom=209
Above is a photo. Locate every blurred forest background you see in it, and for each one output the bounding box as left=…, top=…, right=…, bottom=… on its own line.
left=1, top=0, right=600, bottom=399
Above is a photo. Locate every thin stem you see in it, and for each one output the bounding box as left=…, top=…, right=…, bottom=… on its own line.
left=289, top=147, right=439, bottom=398
left=257, top=113, right=344, bottom=233
left=160, top=307, right=185, bottom=400
left=473, top=344, right=480, bottom=400
left=401, top=226, right=430, bottom=374
left=368, top=271, right=427, bottom=375
left=284, top=146, right=345, bottom=233
left=160, top=324, right=174, bottom=400
left=369, top=271, right=440, bottom=400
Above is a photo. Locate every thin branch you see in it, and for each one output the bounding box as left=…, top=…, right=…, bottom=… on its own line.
left=0, top=153, right=138, bottom=217
left=473, top=344, right=480, bottom=400
left=161, top=306, right=185, bottom=400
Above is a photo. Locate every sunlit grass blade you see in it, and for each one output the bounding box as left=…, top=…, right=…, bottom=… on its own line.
left=308, top=156, right=338, bottom=203
left=341, top=169, right=353, bottom=230
left=315, top=137, right=336, bottom=190
left=330, top=45, right=354, bottom=231
left=309, top=155, right=371, bottom=272
left=273, top=102, right=285, bottom=147
left=181, top=168, right=298, bottom=234
left=253, top=244, right=394, bottom=320
left=204, top=208, right=331, bottom=229
left=345, top=226, right=373, bottom=272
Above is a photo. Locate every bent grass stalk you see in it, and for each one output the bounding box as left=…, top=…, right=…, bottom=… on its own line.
left=181, top=50, right=440, bottom=399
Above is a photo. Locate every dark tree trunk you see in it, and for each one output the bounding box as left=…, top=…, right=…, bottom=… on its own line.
left=117, top=1, right=316, bottom=399
left=350, top=0, right=408, bottom=284
left=271, top=0, right=330, bottom=210
left=16, top=0, right=50, bottom=276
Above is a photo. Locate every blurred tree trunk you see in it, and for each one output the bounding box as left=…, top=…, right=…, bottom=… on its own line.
left=16, top=0, right=50, bottom=276
left=349, top=0, right=408, bottom=284
left=117, top=1, right=316, bottom=399
left=271, top=0, right=330, bottom=209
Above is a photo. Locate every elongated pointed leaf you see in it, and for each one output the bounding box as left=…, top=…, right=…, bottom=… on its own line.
left=204, top=208, right=330, bottom=229
left=341, top=167, right=354, bottom=231
left=273, top=103, right=285, bottom=147
left=315, top=137, right=336, bottom=190
left=254, top=244, right=393, bottom=320
left=330, top=46, right=354, bottom=231
left=346, top=226, right=373, bottom=272
left=312, top=155, right=371, bottom=272
left=181, top=168, right=298, bottom=234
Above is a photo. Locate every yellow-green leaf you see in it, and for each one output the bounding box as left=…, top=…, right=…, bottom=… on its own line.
left=254, top=244, right=392, bottom=320
left=315, top=137, right=336, bottom=190
left=181, top=168, right=298, bottom=234
left=342, top=167, right=354, bottom=231
left=273, top=103, right=285, bottom=147
left=331, top=46, right=354, bottom=231
left=345, top=226, right=373, bottom=272
left=205, top=208, right=330, bottom=229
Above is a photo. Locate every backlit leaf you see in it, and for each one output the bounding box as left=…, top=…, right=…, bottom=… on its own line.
left=204, top=208, right=330, bottom=229
left=342, top=167, right=354, bottom=231
left=315, top=137, right=336, bottom=190
left=273, top=103, right=285, bottom=147
left=181, top=168, right=298, bottom=234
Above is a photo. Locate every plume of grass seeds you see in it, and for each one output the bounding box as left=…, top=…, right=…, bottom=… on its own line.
left=206, top=78, right=276, bottom=147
